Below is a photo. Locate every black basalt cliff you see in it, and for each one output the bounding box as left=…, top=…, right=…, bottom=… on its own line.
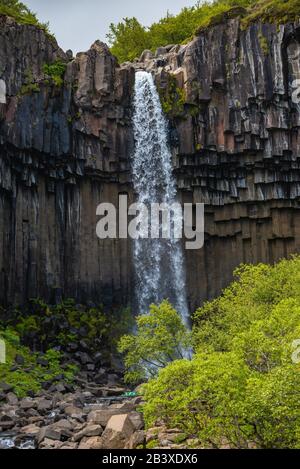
left=0, top=15, right=300, bottom=310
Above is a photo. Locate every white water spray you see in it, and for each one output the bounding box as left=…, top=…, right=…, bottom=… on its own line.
left=131, top=71, right=189, bottom=324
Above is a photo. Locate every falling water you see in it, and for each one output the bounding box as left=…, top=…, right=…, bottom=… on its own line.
left=131, top=70, right=189, bottom=324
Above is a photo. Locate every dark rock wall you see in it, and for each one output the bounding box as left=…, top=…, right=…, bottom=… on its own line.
left=0, top=16, right=134, bottom=307
left=0, top=15, right=300, bottom=310
left=146, top=19, right=300, bottom=308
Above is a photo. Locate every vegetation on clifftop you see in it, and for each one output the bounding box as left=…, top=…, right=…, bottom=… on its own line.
left=120, top=256, right=300, bottom=448
left=0, top=0, right=51, bottom=35
left=108, top=0, right=300, bottom=63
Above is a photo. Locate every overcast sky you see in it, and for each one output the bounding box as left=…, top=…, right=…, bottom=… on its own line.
left=25, top=0, right=195, bottom=54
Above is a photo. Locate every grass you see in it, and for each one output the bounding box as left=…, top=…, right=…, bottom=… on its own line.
left=0, top=0, right=53, bottom=38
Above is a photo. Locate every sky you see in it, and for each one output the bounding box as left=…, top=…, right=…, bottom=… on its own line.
left=25, top=0, right=195, bottom=54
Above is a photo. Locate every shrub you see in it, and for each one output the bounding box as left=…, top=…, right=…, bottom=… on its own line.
left=107, top=1, right=300, bottom=63
left=0, top=327, right=78, bottom=397
left=141, top=256, right=300, bottom=449
left=118, top=300, right=192, bottom=385
left=0, top=0, right=51, bottom=36
left=43, top=60, right=67, bottom=87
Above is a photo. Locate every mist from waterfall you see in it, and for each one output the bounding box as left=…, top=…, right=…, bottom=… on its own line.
left=131, top=70, right=189, bottom=325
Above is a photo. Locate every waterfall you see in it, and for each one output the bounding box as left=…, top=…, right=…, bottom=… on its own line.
left=131, top=70, right=189, bottom=324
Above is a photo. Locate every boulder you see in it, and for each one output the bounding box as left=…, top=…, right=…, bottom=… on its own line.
left=37, top=426, right=62, bottom=444
left=139, top=50, right=154, bottom=62
left=37, top=399, right=53, bottom=412
left=39, top=438, right=64, bottom=449
left=20, top=398, right=37, bottom=410
left=86, top=408, right=127, bottom=427
left=78, top=436, right=103, bottom=449
left=64, top=406, right=83, bottom=419
left=129, top=411, right=144, bottom=430
left=6, top=392, right=18, bottom=406
left=125, top=430, right=145, bottom=449
left=100, top=414, right=135, bottom=449
left=20, top=424, right=41, bottom=436
left=73, top=424, right=103, bottom=442
left=0, top=382, right=13, bottom=393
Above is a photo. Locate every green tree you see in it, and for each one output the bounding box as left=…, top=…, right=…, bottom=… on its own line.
left=141, top=256, right=300, bottom=448
left=118, top=300, right=192, bottom=384
left=107, top=1, right=300, bottom=63
left=107, top=17, right=148, bottom=63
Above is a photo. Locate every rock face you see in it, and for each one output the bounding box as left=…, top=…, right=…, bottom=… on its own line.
left=0, top=15, right=300, bottom=310
left=0, top=15, right=135, bottom=308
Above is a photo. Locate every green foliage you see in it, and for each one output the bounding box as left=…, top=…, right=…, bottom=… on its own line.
left=43, top=60, right=67, bottom=87
left=107, top=1, right=300, bottom=63
left=0, top=327, right=78, bottom=397
left=107, top=17, right=149, bottom=63
left=142, top=257, right=300, bottom=449
left=0, top=0, right=52, bottom=36
left=258, top=31, right=269, bottom=55
left=159, top=75, right=186, bottom=119
left=118, top=300, right=192, bottom=385
left=241, top=0, right=300, bottom=29
left=19, top=68, right=40, bottom=95
left=2, top=298, right=132, bottom=356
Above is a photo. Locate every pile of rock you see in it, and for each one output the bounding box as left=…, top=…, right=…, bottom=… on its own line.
left=0, top=387, right=145, bottom=449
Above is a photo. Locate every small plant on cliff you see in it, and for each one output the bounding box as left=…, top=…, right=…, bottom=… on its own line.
left=19, top=68, right=40, bottom=95
left=43, top=60, right=67, bottom=87
left=118, top=300, right=192, bottom=385
left=159, top=74, right=186, bottom=119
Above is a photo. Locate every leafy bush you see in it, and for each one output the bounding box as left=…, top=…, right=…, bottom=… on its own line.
left=0, top=327, right=78, bottom=397
left=107, top=0, right=300, bottom=63
left=3, top=298, right=132, bottom=356
left=0, top=0, right=51, bottom=36
left=141, top=257, right=300, bottom=448
left=43, top=60, right=67, bottom=87
left=118, top=300, right=192, bottom=385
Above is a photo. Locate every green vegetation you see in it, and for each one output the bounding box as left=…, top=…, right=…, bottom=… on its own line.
left=107, top=0, right=300, bottom=63
left=120, top=257, right=300, bottom=448
left=0, top=0, right=51, bottom=36
left=159, top=75, right=186, bottom=119
left=118, top=300, right=191, bottom=384
left=0, top=328, right=78, bottom=397
left=0, top=299, right=133, bottom=397
left=2, top=298, right=132, bottom=354
left=19, top=68, right=40, bottom=95
left=43, top=60, right=67, bottom=87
